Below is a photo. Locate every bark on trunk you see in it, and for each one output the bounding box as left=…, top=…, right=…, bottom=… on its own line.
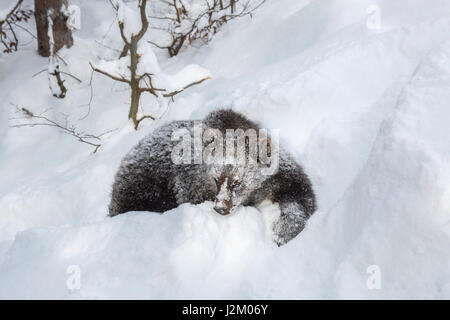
left=35, top=0, right=73, bottom=57
left=128, top=39, right=141, bottom=128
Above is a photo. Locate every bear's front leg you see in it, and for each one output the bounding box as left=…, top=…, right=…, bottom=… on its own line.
left=171, top=170, right=216, bottom=206
left=273, top=201, right=309, bottom=246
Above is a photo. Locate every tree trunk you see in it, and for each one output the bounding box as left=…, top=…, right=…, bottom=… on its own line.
left=127, top=39, right=141, bottom=129
left=35, top=0, right=73, bottom=57
left=129, top=86, right=141, bottom=129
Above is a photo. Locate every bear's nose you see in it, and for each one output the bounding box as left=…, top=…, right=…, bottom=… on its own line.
left=214, top=207, right=227, bottom=215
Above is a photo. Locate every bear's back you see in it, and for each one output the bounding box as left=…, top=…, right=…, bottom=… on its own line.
left=204, top=109, right=260, bottom=132
left=109, top=120, right=196, bottom=216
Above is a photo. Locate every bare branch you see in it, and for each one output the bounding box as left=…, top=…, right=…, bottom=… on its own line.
left=163, top=76, right=211, bottom=97
left=108, top=0, right=119, bottom=11
left=89, top=62, right=131, bottom=84
left=32, top=68, right=81, bottom=83
left=134, top=0, right=149, bottom=41
left=49, top=65, right=67, bottom=98
left=149, top=0, right=266, bottom=56
left=79, top=69, right=95, bottom=120
left=91, top=0, right=210, bottom=129
left=148, top=15, right=178, bottom=21
left=32, top=68, right=47, bottom=78
left=147, top=40, right=167, bottom=51
left=134, top=114, right=155, bottom=129
left=10, top=22, right=36, bottom=39
left=118, top=21, right=131, bottom=47
left=9, top=106, right=116, bottom=154
left=119, top=44, right=129, bottom=58
left=0, top=0, right=32, bottom=53
left=0, top=0, right=23, bottom=27
left=61, top=71, right=82, bottom=83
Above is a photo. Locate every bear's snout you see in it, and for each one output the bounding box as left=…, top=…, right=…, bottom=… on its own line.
left=213, top=206, right=230, bottom=215
left=214, top=174, right=235, bottom=215
left=213, top=194, right=233, bottom=215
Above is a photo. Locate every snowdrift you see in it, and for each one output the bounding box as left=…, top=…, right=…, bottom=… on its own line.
left=0, top=0, right=449, bottom=298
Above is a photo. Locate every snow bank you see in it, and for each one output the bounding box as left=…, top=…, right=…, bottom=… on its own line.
left=0, top=0, right=449, bottom=299
left=0, top=202, right=280, bottom=299
left=321, top=38, right=450, bottom=299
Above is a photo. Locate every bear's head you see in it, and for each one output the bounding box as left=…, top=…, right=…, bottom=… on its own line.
left=201, top=109, right=279, bottom=215
left=207, top=132, right=278, bottom=215
left=212, top=164, right=269, bottom=215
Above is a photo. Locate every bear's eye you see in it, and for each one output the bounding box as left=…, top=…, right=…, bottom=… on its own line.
left=231, top=180, right=241, bottom=188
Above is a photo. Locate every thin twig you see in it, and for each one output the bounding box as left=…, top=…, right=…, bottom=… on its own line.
left=89, top=62, right=131, bottom=84
left=9, top=106, right=117, bottom=154
left=0, top=0, right=23, bottom=27
left=61, top=71, right=82, bottom=83
left=163, top=76, right=211, bottom=97
left=79, top=69, right=95, bottom=120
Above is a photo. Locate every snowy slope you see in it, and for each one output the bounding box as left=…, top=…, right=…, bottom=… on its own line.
left=0, top=0, right=449, bottom=299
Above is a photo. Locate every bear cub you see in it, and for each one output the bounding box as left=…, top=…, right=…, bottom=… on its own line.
left=109, top=109, right=316, bottom=246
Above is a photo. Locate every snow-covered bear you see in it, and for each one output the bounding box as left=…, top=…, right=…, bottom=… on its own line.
left=109, top=109, right=316, bottom=245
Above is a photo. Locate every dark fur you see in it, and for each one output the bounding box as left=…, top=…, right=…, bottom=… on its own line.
left=109, top=109, right=316, bottom=245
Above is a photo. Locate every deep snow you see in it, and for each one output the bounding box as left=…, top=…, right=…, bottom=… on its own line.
left=0, top=0, right=449, bottom=299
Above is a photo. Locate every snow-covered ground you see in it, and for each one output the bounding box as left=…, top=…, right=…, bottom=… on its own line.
left=0, top=0, right=449, bottom=299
